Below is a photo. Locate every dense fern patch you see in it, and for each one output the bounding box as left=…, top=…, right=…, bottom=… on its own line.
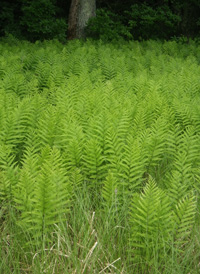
left=0, top=38, right=200, bottom=273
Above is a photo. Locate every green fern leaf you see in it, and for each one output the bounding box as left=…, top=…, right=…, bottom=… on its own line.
left=173, top=193, right=196, bottom=245
left=83, top=138, right=105, bottom=181
left=130, top=178, right=173, bottom=264
left=102, top=171, right=118, bottom=209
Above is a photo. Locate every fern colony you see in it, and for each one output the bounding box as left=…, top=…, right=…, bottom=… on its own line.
left=0, top=38, right=200, bottom=273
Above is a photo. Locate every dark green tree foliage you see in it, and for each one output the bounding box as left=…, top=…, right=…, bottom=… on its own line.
left=172, top=0, right=200, bottom=38
left=86, top=9, right=132, bottom=41
left=126, top=3, right=181, bottom=40
left=87, top=1, right=200, bottom=41
left=0, top=0, right=200, bottom=41
left=89, top=0, right=200, bottom=40
left=20, top=0, right=67, bottom=41
left=0, top=0, right=22, bottom=37
left=0, top=0, right=69, bottom=41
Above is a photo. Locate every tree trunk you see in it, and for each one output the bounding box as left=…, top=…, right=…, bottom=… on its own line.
left=68, top=0, right=96, bottom=40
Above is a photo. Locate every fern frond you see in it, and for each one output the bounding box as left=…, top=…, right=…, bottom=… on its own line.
left=3, top=73, right=27, bottom=97
left=69, top=168, right=83, bottom=193
left=102, top=171, right=118, bottom=209
left=35, top=61, right=51, bottom=90
left=177, top=126, right=199, bottom=167
left=100, top=53, right=117, bottom=81
left=37, top=105, right=63, bottom=148
left=83, top=138, right=105, bottom=182
left=17, top=147, right=72, bottom=244
left=61, top=124, right=84, bottom=171
left=120, top=137, right=146, bottom=193
left=166, top=169, right=190, bottom=206
left=0, top=97, right=39, bottom=164
left=0, top=144, right=19, bottom=203
left=131, top=104, right=149, bottom=137
left=165, top=126, right=199, bottom=203
left=104, top=129, right=123, bottom=178
left=115, top=111, right=131, bottom=143
left=87, top=113, right=110, bottom=154
left=144, top=117, right=168, bottom=175
left=129, top=178, right=173, bottom=264
left=173, top=193, right=196, bottom=246
left=14, top=150, right=39, bottom=220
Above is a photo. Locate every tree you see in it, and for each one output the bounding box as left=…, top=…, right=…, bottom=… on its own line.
left=68, top=0, right=96, bottom=40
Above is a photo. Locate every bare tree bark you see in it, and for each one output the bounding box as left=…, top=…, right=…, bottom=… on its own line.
left=68, top=0, right=96, bottom=40
left=67, top=0, right=79, bottom=40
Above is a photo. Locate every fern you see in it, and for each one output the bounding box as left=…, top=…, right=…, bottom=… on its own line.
left=83, top=138, right=105, bottom=182
left=130, top=178, right=172, bottom=266
left=14, top=149, right=39, bottom=229
left=15, top=147, right=72, bottom=244
left=165, top=126, right=200, bottom=204
left=104, top=128, right=123, bottom=179
left=144, top=117, right=168, bottom=176
left=69, top=168, right=83, bottom=193
left=129, top=178, right=196, bottom=268
left=37, top=105, right=63, bottom=148
left=61, top=123, right=84, bottom=171
left=3, top=73, right=27, bottom=97
left=102, top=171, right=118, bottom=209
left=120, top=137, right=146, bottom=193
left=1, top=38, right=200, bottom=272
left=0, top=144, right=19, bottom=203
left=0, top=98, right=37, bottom=164
left=99, top=49, right=117, bottom=81
left=173, top=193, right=196, bottom=247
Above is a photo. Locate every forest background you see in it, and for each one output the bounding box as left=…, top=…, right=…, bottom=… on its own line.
left=0, top=0, right=200, bottom=42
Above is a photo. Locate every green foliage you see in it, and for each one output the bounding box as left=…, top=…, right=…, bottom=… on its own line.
left=15, top=146, right=71, bottom=244
left=0, top=38, right=200, bottom=273
left=0, top=0, right=67, bottom=42
left=127, top=3, right=181, bottom=40
left=129, top=178, right=196, bottom=271
left=1, top=0, right=200, bottom=41
left=0, top=1, right=22, bottom=38
left=130, top=179, right=172, bottom=268
left=174, top=193, right=196, bottom=246
left=102, top=171, right=118, bottom=208
left=20, top=0, right=67, bottom=41
left=86, top=9, right=132, bottom=41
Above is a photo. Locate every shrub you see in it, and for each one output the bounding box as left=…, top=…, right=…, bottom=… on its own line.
left=0, top=1, right=22, bottom=38
left=20, top=0, right=67, bottom=42
left=126, top=3, right=181, bottom=40
left=86, top=9, right=132, bottom=41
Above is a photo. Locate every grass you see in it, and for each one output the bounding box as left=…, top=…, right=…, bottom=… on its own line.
left=1, top=187, right=200, bottom=273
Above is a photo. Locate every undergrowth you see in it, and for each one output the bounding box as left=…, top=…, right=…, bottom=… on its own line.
left=0, top=37, right=200, bottom=273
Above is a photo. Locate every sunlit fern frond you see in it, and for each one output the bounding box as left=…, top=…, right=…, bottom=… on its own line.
left=61, top=123, right=84, bottom=171
left=0, top=144, right=18, bottom=203
left=144, top=117, right=168, bottom=176
left=16, top=146, right=72, bottom=245
left=120, top=137, right=146, bottom=194
left=129, top=177, right=173, bottom=266
left=173, top=193, right=196, bottom=248
left=83, top=138, right=105, bottom=182
left=104, top=129, right=124, bottom=179
left=0, top=97, right=40, bottom=164
left=102, top=171, right=119, bottom=210
left=37, top=105, right=63, bottom=148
